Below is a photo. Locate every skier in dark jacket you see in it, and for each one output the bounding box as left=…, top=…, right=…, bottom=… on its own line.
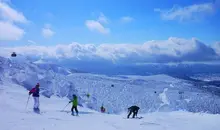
left=100, top=104, right=106, bottom=113
left=29, top=83, right=40, bottom=112
left=69, top=94, right=78, bottom=116
left=127, top=105, right=140, bottom=118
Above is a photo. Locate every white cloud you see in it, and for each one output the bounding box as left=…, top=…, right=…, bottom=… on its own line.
left=0, top=1, right=27, bottom=41
left=98, top=13, right=108, bottom=24
left=155, top=3, right=215, bottom=21
left=0, top=37, right=219, bottom=63
left=85, top=20, right=110, bottom=34
left=120, top=16, right=134, bottom=23
left=27, top=40, right=36, bottom=45
left=42, top=28, right=54, bottom=38
left=212, top=42, right=220, bottom=55
left=0, top=0, right=11, bottom=4
left=0, top=2, right=28, bottom=23
left=0, top=21, right=24, bottom=40
left=42, top=24, right=55, bottom=38
left=85, top=13, right=110, bottom=34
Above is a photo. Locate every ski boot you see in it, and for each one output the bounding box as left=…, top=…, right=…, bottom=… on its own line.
left=71, top=112, right=75, bottom=116
left=33, top=108, right=40, bottom=114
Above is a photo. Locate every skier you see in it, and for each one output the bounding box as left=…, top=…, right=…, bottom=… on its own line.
left=127, top=105, right=140, bottom=118
left=69, top=94, right=79, bottom=116
left=29, top=83, right=40, bottom=113
left=86, top=93, right=90, bottom=98
left=100, top=104, right=106, bottom=113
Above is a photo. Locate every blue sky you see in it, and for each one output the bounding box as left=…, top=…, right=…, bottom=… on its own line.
left=0, top=0, right=220, bottom=46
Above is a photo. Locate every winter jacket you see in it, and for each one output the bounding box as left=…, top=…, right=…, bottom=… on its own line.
left=29, top=87, right=40, bottom=97
left=70, top=97, right=78, bottom=107
left=101, top=106, right=106, bottom=113
left=128, top=106, right=139, bottom=111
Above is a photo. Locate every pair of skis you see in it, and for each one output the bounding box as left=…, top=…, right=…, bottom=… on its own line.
left=25, top=95, right=42, bottom=114
left=124, top=116, right=144, bottom=119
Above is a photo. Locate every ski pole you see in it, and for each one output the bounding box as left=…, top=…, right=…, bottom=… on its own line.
left=25, top=95, right=30, bottom=110
left=61, top=102, right=70, bottom=111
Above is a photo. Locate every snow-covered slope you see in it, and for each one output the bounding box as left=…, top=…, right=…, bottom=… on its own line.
left=0, top=82, right=220, bottom=130
left=66, top=73, right=220, bottom=114
left=0, top=56, right=74, bottom=97
left=0, top=56, right=220, bottom=114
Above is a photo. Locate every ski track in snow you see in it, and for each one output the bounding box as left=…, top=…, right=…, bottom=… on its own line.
left=0, top=83, right=220, bottom=130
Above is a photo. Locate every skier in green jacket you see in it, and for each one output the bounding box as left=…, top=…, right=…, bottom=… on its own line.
left=69, top=94, right=79, bottom=116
